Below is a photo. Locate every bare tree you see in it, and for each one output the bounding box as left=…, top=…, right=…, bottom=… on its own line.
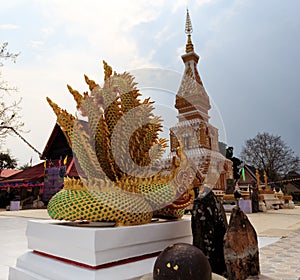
left=0, top=42, right=24, bottom=144
left=241, top=132, right=300, bottom=182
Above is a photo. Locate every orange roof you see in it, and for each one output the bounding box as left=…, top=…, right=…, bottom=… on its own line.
left=0, top=169, right=22, bottom=179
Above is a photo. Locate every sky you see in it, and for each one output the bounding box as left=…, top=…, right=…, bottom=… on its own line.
left=0, top=0, right=299, bottom=166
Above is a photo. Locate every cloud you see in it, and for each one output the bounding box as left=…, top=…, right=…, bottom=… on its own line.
left=40, top=27, right=55, bottom=37
left=3, top=0, right=300, bottom=166
left=29, top=1, right=167, bottom=70
left=196, top=0, right=214, bottom=5
left=0, top=24, right=20, bottom=30
left=29, top=40, right=45, bottom=50
left=39, top=1, right=164, bottom=37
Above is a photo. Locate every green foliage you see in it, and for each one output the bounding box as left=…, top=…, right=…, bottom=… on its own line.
left=0, top=151, right=17, bottom=171
left=19, top=162, right=31, bottom=170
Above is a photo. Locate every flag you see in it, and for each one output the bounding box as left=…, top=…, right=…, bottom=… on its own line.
left=241, top=167, right=246, bottom=181
left=63, top=155, right=68, bottom=165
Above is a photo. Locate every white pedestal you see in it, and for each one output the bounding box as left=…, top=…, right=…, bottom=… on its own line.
left=9, top=218, right=192, bottom=280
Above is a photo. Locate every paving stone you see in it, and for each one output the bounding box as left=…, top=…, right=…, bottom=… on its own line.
left=2, top=209, right=300, bottom=280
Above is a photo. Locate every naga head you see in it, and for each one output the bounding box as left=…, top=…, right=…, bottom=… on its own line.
left=167, top=141, right=199, bottom=210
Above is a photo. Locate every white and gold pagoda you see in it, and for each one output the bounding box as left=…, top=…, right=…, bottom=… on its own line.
left=168, top=10, right=232, bottom=191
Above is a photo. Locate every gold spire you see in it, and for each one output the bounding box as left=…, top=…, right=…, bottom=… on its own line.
left=185, top=9, right=193, bottom=35
left=185, top=9, right=194, bottom=53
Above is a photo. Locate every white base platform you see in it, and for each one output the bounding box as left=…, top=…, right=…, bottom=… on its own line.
left=9, top=218, right=192, bottom=280
left=9, top=251, right=157, bottom=280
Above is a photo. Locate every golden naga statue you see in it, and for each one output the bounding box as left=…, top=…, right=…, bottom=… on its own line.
left=46, top=61, right=197, bottom=226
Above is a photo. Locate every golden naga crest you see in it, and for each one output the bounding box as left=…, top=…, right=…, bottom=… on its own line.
left=46, top=61, right=197, bottom=224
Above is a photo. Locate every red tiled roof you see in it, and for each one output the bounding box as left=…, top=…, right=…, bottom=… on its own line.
left=0, top=169, right=22, bottom=178
left=0, top=158, right=79, bottom=188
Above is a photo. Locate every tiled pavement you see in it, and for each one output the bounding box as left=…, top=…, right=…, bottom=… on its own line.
left=1, top=208, right=300, bottom=280
left=252, top=229, right=300, bottom=280
left=0, top=216, right=29, bottom=280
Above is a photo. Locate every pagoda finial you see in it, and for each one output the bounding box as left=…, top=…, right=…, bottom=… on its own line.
left=185, top=9, right=193, bottom=35
left=185, top=9, right=194, bottom=53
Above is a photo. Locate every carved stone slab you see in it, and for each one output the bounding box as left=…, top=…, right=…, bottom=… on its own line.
left=224, top=207, right=260, bottom=280
left=192, top=187, right=228, bottom=276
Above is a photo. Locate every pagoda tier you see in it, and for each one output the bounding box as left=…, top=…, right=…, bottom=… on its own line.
left=175, top=52, right=211, bottom=124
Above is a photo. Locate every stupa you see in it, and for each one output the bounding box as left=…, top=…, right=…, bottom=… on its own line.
left=167, top=9, right=232, bottom=191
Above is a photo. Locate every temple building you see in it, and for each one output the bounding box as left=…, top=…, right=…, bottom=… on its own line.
left=167, top=10, right=232, bottom=190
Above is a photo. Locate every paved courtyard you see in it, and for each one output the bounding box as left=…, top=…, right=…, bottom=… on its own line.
left=0, top=207, right=300, bottom=280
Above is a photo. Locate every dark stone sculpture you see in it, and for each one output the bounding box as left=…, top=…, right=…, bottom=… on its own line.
left=250, top=181, right=259, bottom=213
left=224, top=207, right=260, bottom=280
left=226, top=147, right=243, bottom=183
left=153, top=243, right=212, bottom=280
left=191, top=187, right=228, bottom=276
